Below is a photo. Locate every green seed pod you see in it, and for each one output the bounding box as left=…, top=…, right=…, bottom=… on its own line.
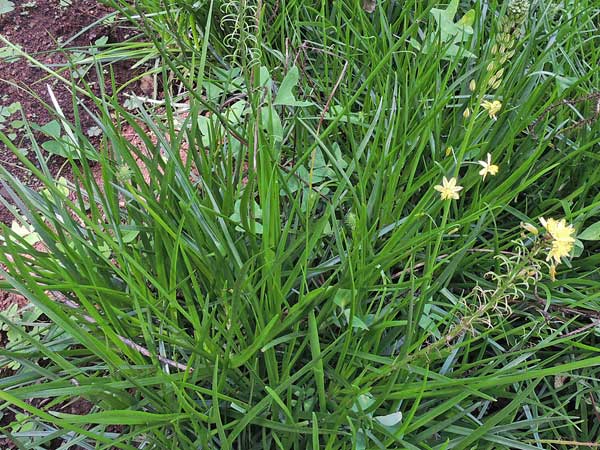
left=487, top=74, right=500, bottom=87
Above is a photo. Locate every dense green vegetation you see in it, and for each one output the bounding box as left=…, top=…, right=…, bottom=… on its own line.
left=1, top=0, right=600, bottom=448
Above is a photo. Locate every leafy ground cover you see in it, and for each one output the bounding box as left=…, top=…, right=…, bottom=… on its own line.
left=0, top=0, right=599, bottom=448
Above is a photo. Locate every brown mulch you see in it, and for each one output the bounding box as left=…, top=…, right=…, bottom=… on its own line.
left=0, top=290, right=27, bottom=310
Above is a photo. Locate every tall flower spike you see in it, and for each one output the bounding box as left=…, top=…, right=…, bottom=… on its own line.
left=507, top=0, right=530, bottom=24
left=486, top=0, right=530, bottom=91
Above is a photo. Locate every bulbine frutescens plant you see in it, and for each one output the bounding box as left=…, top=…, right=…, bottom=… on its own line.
left=1, top=0, right=600, bottom=448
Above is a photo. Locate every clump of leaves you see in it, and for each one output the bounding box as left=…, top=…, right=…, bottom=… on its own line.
left=0, top=102, right=24, bottom=144
left=411, top=0, right=476, bottom=59
left=31, top=119, right=97, bottom=160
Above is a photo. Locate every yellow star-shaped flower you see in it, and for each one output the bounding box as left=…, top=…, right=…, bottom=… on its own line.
left=481, top=100, right=502, bottom=120
left=478, top=153, right=499, bottom=180
left=434, top=176, right=463, bottom=201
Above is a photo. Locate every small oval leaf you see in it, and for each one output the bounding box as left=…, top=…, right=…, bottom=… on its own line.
left=375, top=411, right=403, bottom=427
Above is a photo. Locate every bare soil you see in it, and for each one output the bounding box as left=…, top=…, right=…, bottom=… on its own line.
left=0, top=0, right=134, bottom=225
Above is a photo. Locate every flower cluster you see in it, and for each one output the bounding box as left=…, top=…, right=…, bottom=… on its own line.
left=481, top=100, right=502, bottom=120
left=540, top=217, right=576, bottom=265
left=521, top=217, right=577, bottom=280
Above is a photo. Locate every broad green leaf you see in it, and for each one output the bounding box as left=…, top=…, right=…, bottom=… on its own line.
left=226, top=100, right=248, bottom=123
left=425, top=0, right=475, bottom=59
left=35, top=120, right=62, bottom=139
left=274, top=66, right=312, bottom=107
left=555, top=75, right=577, bottom=93
left=7, top=102, right=21, bottom=114
left=457, top=9, right=475, bottom=27
left=41, top=139, right=70, bottom=157
left=571, top=239, right=584, bottom=258
left=355, top=430, right=367, bottom=450
left=375, top=411, right=403, bottom=427
left=260, top=105, right=283, bottom=144
left=10, top=219, right=41, bottom=245
left=578, top=222, right=600, bottom=240
left=430, top=0, right=473, bottom=42
left=259, top=66, right=272, bottom=88
left=40, top=176, right=69, bottom=200
left=352, top=393, right=376, bottom=413
left=333, top=288, right=353, bottom=308
left=121, top=229, right=140, bottom=244
left=198, top=114, right=222, bottom=147
left=343, top=308, right=369, bottom=330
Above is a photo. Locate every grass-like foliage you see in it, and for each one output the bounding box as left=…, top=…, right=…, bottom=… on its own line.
left=1, top=0, right=600, bottom=448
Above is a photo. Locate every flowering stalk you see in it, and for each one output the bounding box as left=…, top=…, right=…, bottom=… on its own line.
left=486, top=0, right=530, bottom=90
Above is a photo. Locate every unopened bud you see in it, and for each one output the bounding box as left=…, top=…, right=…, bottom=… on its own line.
left=521, top=222, right=539, bottom=235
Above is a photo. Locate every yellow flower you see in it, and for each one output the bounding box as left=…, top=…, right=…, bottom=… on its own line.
left=469, top=79, right=477, bottom=92
left=434, top=176, right=463, bottom=201
left=477, top=153, right=499, bottom=180
left=445, top=146, right=454, bottom=157
left=481, top=100, right=502, bottom=120
left=463, top=107, right=471, bottom=119
left=539, top=217, right=576, bottom=265
left=539, top=217, right=575, bottom=243
left=547, top=239, right=574, bottom=265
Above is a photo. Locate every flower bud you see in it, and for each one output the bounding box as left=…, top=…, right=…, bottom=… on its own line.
left=520, top=222, right=539, bottom=235
left=469, top=79, right=476, bottom=92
